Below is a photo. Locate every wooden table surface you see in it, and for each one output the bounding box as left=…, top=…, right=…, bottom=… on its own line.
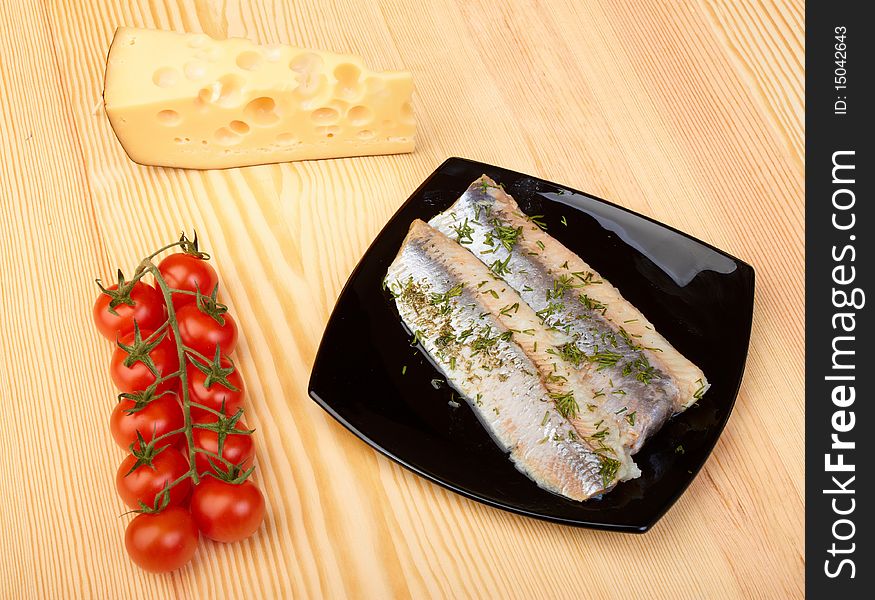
left=0, top=1, right=803, bottom=598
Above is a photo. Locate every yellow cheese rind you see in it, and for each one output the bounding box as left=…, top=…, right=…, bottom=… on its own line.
left=104, top=27, right=416, bottom=169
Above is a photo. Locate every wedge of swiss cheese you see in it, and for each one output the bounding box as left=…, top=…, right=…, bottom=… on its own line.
left=104, top=27, right=415, bottom=169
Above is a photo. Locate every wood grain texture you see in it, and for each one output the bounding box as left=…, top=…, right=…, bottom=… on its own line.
left=0, top=0, right=803, bottom=598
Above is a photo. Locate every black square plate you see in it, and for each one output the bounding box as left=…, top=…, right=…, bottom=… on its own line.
left=308, top=157, right=754, bottom=532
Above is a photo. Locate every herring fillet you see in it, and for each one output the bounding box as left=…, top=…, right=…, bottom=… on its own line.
left=429, top=177, right=709, bottom=453
left=386, top=220, right=630, bottom=500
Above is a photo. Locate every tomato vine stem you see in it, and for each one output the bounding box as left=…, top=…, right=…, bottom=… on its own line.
left=115, top=236, right=253, bottom=513
left=144, top=261, right=201, bottom=486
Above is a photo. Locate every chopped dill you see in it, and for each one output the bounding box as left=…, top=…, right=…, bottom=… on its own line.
left=560, top=216, right=567, bottom=226
left=401, top=365, right=407, bottom=375
left=540, top=411, right=550, bottom=427
left=579, top=294, right=607, bottom=314
left=456, top=327, right=474, bottom=342
left=484, top=219, right=524, bottom=252
left=571, top=271, right=601, bottom=285
left=546, top=275, right=581, bottom=301
left=549, top=391, right=579, bottom=419
left=451, top=218, right=475, bottom=244
left=535, top=240, right=546, bottom=251
left=499, top=302, right=520, bottom=316
left=535, top=301, right=565, bottom=323
left=586, top=350, right=623, bottom=369
left=430, top=283, right=463, bottom=313
left=625, top=411, right=636, bottom=426
left=556, top=342, right=585, bottom=367
left=598, top=455, right=621, bottom=488
left=529, top=215, right=548, bottom=230
left=489, top=254, right=512, bottom=277
left=693, top=378, right=707, bottom=399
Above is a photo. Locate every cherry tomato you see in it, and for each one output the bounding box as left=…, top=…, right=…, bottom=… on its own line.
left=157, top=253, right=218, bottom=309
left=125, top=507, right=198, bottom=573
left=187, top=355, right=244, bottom=419
left=93, top=281, right=166, bottom=341
left=192, top=418, right=255, bottom=476
left=176, top=303, right=238, bottom=357
left=190, top=479, right=265, bottom=542
left=110, top=329, right=179, bottom=393
left=110, top=394, right=184, bottom=450
left=116, top=447, right=192, bottom=510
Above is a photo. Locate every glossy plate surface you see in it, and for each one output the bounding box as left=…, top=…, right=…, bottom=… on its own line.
left=308, top=157, right=754, bottom=532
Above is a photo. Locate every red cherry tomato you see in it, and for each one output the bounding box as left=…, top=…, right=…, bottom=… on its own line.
left=116, top=447, right=192, bottom=510
left=176, top=303, right=238, bottom=357
left=93, top=281, right=166, bottom=341
left=110, top=329, right=179, bottom=393
left=157, top=253, right=218, bottom=309
left=110, top=394, right=184, bottom=450
left=187, top=355, right=244, bottom=419
left=192, top=418, right=254, bottom=476
left=125, top=507, right=198, bottom=573
left=190, top=479, right=265, bottom=542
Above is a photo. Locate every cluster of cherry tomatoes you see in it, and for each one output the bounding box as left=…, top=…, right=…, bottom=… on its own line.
left=94, top=247, right=264, bottom=573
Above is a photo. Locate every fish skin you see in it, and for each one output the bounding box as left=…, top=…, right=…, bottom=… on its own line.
left=429, top=177, right=709, bottom=453
left=386, top=220, right=633, bottom=500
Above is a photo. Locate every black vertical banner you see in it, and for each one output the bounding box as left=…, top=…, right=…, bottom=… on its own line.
left=806, top=2, right=873, bottom=597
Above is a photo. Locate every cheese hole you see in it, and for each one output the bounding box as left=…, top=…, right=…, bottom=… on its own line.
left=263, top=45, right=282, bottom=62
left=197, top=74, right=245, bottom=107
left=188, top=35, right=209, bottom=49
left=276, top=133, right=299, bottom=146
left=157, top=110, right=181, bottom=126
left=152, top=67, right=180, bottom=88
left=244, top=97, right=280, bottom=126
left=317, top=126, right=340, bottom=138
left=334, top=63, right=361, bottom=84
left=229, top=120, right=250, bottom=134
left=311, top=107, right=340, bottom=125
left=296, top=73, right=326, bottom=99
left=357, top=129, right=374, bottom=140
left=334, top=64, right=363, bottom=101
left=290, top=52, right=324, bottom=74
left=184, top=61, right=207, bottom=81
left=347, top=105, right=372, bottom=126
left=194, top=47, right=222, bottom=62
left=236, top=51, right=263, bottom=71
left=214, top=127, right=242, bottom=146
left=336, top=82, right=363, bottom=102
